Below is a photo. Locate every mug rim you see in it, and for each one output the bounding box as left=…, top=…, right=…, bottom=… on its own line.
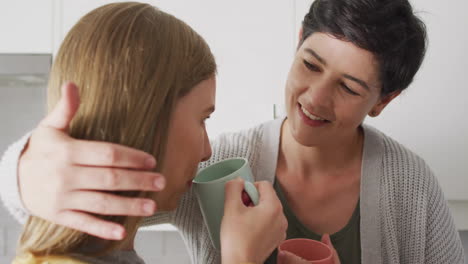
left=278, top=238, right=333, bottom=262
left=193, top=157, right=248, bottom=184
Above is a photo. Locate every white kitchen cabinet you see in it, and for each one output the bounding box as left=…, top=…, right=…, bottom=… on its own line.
left=0, top=0, right=54, bottom=53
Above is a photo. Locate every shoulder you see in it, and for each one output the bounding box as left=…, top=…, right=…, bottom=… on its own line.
left=13, top=253, right=87, bottom=264
left=203, top=120, right=270, bottom=167
left=367, top=127, right=465, bottom=263
left=210, top=122, right=266, bottom=154
left=201, top=117, right=283, bottom=181
left=364, top=125, right=439, bottom=198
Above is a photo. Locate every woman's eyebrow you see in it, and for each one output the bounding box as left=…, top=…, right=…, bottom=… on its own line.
left=343, top=74, right=371, bottom=91
left=304, top=48, right=327, bottom=66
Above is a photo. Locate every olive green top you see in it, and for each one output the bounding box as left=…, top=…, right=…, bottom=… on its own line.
left=265, top=179, right=361, bottom=264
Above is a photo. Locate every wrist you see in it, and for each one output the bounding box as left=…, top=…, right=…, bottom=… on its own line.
left=221, top=252, right=258, bottom=264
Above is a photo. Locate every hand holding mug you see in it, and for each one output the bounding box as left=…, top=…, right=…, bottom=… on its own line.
left=277, top=234, right=341, bottom=264
left=220, top=179, right=288, bottom=264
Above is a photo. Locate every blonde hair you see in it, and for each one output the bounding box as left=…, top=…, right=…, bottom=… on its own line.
left=18, top=1, right=216, bottom=257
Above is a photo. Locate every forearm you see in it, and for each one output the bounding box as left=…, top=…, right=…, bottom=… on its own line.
left=222, top=258, right=258, bottom=264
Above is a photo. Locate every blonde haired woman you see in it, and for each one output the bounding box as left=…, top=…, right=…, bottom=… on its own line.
left=11, top=2, right=286, bottom=264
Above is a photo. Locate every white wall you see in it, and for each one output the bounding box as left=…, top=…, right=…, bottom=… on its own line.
left=0, top=0, right=54, bottom=53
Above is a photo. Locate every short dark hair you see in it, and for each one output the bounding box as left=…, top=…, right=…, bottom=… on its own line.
left=302, top=0, right=427, bottom=96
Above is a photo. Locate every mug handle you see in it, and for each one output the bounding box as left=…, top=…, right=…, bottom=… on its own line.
left=244, top=181, right=260, bottom=206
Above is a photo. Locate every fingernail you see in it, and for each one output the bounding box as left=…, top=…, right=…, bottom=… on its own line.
left=278, top=251, right=286, bottom=258
left=112, top=228, right=124, bottom=239
left=146, top=157, right=156, bottom=168
left=154, top=177, right=165, bottom=189
left=143, top=201, right=155, bottom=215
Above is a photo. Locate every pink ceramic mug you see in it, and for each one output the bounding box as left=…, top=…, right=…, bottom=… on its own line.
left=277, top=238, right=334, bottom=264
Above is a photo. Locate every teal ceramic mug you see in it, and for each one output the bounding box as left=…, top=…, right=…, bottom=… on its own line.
left=192, top=157, right=259, bottom=249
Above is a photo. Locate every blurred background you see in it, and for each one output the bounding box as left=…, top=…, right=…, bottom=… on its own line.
left=0, top=0, right=467, bottom=263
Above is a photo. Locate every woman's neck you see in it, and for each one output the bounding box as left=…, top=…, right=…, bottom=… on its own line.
left=81, top=230, right=136, bottom=253
left=121, top=232, right=136, bottom=250
left=279, top=119, right=364, bottom=180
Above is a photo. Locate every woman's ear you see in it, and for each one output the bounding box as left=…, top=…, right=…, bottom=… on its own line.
left=368, top=91, right=401, bottom=117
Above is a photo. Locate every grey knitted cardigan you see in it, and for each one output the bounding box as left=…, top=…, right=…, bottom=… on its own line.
left=1, top=117, right=465, bottom=264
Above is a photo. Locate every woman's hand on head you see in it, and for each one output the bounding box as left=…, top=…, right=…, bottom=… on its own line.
left=18, top=82, right=166, bottom=240
left=220, top=178, right=288, bottom=264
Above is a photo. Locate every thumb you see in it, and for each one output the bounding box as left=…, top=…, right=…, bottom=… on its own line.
left=254, top=181, right=276, bottom=203
left=321, top=233, right=332, bottom=247
left=277, top=250, right=309, bottom=264
left=39, top=82, right=80, bottom=132
left=224, top=178, right=245, bottom=211
left=321, top=234, right=341, bottom=264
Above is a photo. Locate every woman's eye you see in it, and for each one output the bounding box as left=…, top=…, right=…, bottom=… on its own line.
left=303, top=60, right=320, bottom=72
left=341, top=83, right=360, bottom=96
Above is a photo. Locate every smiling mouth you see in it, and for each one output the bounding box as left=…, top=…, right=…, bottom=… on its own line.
left=298, top=103, right=330, bottom=122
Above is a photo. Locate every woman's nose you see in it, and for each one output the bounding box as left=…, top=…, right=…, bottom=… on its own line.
left=306, top=77, right=334, bottom=108
left=200, top=131, right=212, bottom=162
